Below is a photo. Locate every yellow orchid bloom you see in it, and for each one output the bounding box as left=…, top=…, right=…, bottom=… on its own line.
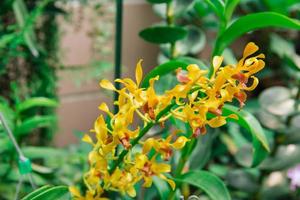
left=142, top=135, right=190, bottom=160
left=133, top=154, right=175, bottom=190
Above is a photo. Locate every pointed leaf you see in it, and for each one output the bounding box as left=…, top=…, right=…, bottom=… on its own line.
left=176, top=170, right=231, bottom=200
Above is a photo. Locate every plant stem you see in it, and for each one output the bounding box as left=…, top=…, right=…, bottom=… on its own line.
left=109, top=103, right=175, bottom=174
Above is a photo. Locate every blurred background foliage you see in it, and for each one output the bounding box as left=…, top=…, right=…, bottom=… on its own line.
left=0, top=0, right=300, bottom=199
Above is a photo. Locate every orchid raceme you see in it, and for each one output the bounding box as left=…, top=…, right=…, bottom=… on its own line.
left=70, top=42, right=265, bottom=199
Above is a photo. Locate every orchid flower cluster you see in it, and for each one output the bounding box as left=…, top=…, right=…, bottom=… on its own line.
left=70, top=42, right=265, bottom=199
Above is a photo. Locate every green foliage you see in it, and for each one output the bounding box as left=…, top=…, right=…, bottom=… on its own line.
left=176, top=170, right=231, bottom=200
left=213, top=12, right=300, bottom=55
left=21, top=185, right=69, bottom=200
left=139, top=26, right=188, bottom=44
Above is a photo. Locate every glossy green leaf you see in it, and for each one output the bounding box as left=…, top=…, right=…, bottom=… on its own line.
left=141, top=57, right=207, bottom=88
left=176, top=170, right=231, bottom=200
left=213, top=12, right=300, bottom=55
left=139, top=26, right=187, bottom=44
left=15, top=115, right=57, bottom=136
left=22, top=185, right=52, bottom=200
left=222, top=105, right=270, bottom=167
left=16, top=97, right=58, bottom=113
left=146, top=0, right=172, bottom=3
left=22, top=185, right=69, bottom=200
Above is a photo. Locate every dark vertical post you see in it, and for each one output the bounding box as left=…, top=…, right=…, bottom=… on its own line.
left=114, top=0, right=123, bottom=113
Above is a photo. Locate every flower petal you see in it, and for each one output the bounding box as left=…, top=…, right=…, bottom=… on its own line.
left=136, top=59, right=143, bottom=86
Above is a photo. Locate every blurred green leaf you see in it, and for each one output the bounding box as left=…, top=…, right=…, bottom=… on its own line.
left=176, top=170, right=231, bottom=200
left=226, top=169, right=259, bottom=193
left=204, top=0, right=225, bottom=21
left=223, top=105, right=270, bottom=167
left=21, top=185, right=69, bottom=200
left=214, top=12, right=300, bottom=55
left=16, top=97, right=58, bottom=113
left=153, top=176, right=170, bottom=200
left=139, top=26, right=188, bottom=44
left=224, top=0, right=240, bottom=22
left=15, top=115, right=57, bottom=136
left=141, top=57, right=207, bottom=88
left=177, top=25, right=206, bottom=55
left=13, top=0, right=39, bottom=57
left=22, top=185, right=52, bottom=200
left=22, top=146, right=65, bottom=160
left=146, top=0, right=172, bottom=3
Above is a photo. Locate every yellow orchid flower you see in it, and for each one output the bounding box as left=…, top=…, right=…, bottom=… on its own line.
left=142, top=135, right=190, bottom=160
left=133, top=154, right=175, bottom=190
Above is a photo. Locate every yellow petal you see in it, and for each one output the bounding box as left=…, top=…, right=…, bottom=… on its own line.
left=243, top=42, right=258, bottom=58
left=227, top=114, right=238, bottom=120
left=159, top=174, right=176, bottom=190
left=152, top=163, right=171, bottom=173
left=243, top=76, right=259, bottom=91
left=171, top=136, right=190, bottom=150
left=99, top=79, right=116, bottom=90
left=207, top=116, right=226, bottom=128
left=127, top=186, right=137, bottom=197
left=212, top=56, right=223, bottom=72
left=82, top=134, right=94, bottom=145
left=142, top=138, right=155, bottom=154
left=69, top=186, right=82, bottom=198
left=136, top=59, right=143, bottom=86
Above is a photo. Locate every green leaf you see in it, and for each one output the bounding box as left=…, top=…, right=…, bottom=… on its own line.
left=204, top=0, right=225, bottom=21
left=141, top=57, right=207, bottom=88
left=146, top=0, right=172, bottom=3
left=15, top=115, right=57, bottom=136
left=213, top=12, right=300, bottom=55
left=22, top=185, right=52, bottom=200
left=176, top=170, right=231, bottom=200
left=22, top=185, right=69, bottom=200
left=224, top=0, right=240, bottom=22
left=22, top=146, right=65, bottom=160
left=139, top=26, right=188, bottom=44
left=222, top=105, right=270, bottom=167
left=16, top=97, right=58, bottom=113
left=153, top=176, right=170, bottom=200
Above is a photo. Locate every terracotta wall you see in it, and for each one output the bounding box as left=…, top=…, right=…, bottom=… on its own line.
left=54, top=1, right=160, bottom=146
